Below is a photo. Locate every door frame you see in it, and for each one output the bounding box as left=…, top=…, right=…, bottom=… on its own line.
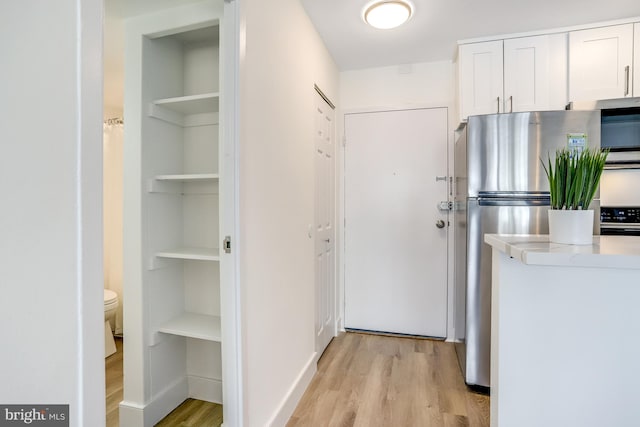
left=337, top=104, right=457, bottom=341
left=220, top=0, right=243, bottom=425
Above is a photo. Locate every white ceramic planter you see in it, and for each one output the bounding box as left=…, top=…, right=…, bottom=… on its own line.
left=548, top=209, right=594, bottom=245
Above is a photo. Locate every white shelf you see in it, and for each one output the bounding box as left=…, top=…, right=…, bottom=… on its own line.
left=148, top=93, right=220, bottom=126
left=156, top=247, right=220, bottom=261
left=153, top=93, right=220, bottom=114
left=155, top=173, right=219, bottom=182
left=158, top=313, right=221, bottom=342
left=148, top=174, right=219, bottom=193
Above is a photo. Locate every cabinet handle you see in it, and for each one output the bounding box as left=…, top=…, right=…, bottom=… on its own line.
left=625, top=66, right=630, bottom=96
left=509, top=95, right=513, bottom=113
left=497, top=96, right=501, bottom=113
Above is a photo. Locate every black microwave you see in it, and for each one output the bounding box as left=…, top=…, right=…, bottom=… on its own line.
left=568, top=97, right=640, bottom=166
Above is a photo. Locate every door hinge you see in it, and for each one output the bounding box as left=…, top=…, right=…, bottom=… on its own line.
left=223, top=236, right=232, bottom=254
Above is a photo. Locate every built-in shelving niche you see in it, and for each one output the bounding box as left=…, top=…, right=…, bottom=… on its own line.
left=143, top=21, right=223, bottom=407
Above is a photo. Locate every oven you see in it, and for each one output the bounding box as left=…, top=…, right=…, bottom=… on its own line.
left=599, top=164, right=640, bottom=235
left=600, top=207, right=640, bottom=236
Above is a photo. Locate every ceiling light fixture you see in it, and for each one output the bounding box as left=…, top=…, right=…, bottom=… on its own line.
left=364, top=1, right=413, bottom=30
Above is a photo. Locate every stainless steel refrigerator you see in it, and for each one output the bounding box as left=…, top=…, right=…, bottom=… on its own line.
left=453, top=110, right=601, bottom=389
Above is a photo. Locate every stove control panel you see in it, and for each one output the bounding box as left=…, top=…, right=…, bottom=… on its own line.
left=601, top=207, right=640, bottom=224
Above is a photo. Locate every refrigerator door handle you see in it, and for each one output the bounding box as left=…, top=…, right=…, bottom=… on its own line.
left=478, top=198, right=550, bottom=207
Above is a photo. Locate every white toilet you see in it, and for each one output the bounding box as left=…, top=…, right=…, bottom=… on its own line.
left=104, top=289, right=119, bottom=357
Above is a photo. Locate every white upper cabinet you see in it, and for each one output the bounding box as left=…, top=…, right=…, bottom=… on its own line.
left=569, top=24, right=634, bottom=101
left=458, top=34, right=568, bottom=121
left=504, top=34, right=568, bottom=114
left=459, top=40, right=504, bottom=119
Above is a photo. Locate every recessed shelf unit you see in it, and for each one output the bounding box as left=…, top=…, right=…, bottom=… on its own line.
left=129, top=13, right=224, bottom=413
left=158, top=312, right=222, bottom=342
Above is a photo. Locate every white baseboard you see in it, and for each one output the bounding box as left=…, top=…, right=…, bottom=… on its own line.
left=146, top=377, right=189, bottom=425
left=266, top=352, right=318, bottom=427
left=119, top=377, right=188, bottom=426
left=119, top=401, right=144, bottom=426
left=188, top=375, right=223, bottom=404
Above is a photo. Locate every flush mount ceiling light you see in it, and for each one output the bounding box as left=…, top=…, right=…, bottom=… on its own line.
left=364, top=1, right=413, bottom=30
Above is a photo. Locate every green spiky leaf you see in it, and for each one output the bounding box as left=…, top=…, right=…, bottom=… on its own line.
left=541, top=148, right=609, bottom=210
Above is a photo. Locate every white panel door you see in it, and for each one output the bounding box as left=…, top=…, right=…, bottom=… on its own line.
left=569, top=24, right=634, bottom=101
left=344, top=108, right=448, bottom=337
left=314, top=92, right=335, bottom=355
left=459, top=40, right=504, bottom=120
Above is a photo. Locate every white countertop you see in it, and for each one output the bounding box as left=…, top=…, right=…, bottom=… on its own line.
left=484, top=234, right=640, bottom=269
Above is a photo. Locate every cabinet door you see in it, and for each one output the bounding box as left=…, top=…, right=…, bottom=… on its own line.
left=504, top=34, right=567, bottom=113
left=459, top=40, right=503, bottom=120
left=569, top=24, right=634, bottom=101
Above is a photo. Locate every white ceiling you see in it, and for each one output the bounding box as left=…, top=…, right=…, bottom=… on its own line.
left=301, top=0, right=640, bottom=70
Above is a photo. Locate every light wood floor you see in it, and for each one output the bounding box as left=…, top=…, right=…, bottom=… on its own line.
left=287, top=332, right=490, bottom=427
left=155, top=398, right=223, bottom=427
left=105, top=337, right=222, bottom=427
left=106, top=337, right=123, bottom=427
left=107, top=332, right=487, bottom=426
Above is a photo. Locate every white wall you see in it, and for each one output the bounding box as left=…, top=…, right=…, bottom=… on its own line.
left=238, top=0, right=339, bottom=424
left=104, top=9, right=125, bottom=119
left=0, top=1, right=104, bottom=426
left=340, top=61, right=454, bottom=110
left=104, top=122, right=124, bottom=334
left=338, top=60, right=458, bottom=340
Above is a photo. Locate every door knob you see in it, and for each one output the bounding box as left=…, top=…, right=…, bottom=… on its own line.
left=436, top=220, right=446, bottom=229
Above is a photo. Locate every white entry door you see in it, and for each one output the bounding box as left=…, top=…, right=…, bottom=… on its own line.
left=314, top=91, right=336, bottom=355
left=344, top=108, right=448, bottom=337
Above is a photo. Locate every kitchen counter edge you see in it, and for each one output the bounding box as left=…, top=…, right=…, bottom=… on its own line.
left=484, top=234, right=640, bottom=269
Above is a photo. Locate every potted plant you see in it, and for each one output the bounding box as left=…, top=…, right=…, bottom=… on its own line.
left=541, top=147, right=609, bottom=244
